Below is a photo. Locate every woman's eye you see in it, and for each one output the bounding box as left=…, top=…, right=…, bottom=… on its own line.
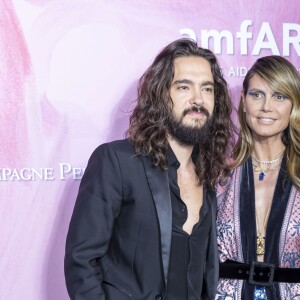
left=248, top=91, right=263, bottom=99
left=274, top=94, right=288, bottom=101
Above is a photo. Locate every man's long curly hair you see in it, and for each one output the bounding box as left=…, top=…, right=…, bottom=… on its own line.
left=126, top=39, right=235, bottom=187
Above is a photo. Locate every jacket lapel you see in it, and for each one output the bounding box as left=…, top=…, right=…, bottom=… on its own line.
left=141, top=156, right=172, bottom=287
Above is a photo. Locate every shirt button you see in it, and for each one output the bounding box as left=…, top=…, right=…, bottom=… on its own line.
left=181, top=205, right=186, bottom=212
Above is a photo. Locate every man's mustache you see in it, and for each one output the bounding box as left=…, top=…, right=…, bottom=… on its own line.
left=182, top=106, right=210, bottom=118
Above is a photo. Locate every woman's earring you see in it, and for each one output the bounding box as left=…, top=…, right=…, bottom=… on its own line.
left=243, top=106, right=246, bottom=112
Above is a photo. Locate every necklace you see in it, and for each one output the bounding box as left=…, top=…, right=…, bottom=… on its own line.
left=252, top=154, right=283, bottom=181
left=255, top=206, right=271, bottom=256
left=252, top=155, right=283, bottom=165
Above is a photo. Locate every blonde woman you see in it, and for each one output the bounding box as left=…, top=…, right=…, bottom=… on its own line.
left=216, top=56, right=300, bottom=300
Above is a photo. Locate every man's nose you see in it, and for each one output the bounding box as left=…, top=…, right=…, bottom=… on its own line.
left=190, top=89, right=203, bottom=106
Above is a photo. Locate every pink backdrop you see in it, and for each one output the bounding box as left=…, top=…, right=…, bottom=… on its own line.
left=1, top=0, right=299, bottom=299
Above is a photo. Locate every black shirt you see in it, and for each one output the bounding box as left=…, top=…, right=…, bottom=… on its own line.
left=166, top=147, right=212, bottom=300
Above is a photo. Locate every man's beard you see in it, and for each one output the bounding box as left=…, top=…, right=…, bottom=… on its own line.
left=167, top=106, right=214, bottom=146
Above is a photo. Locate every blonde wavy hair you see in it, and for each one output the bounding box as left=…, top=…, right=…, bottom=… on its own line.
left=232, top=55, right=300, bottom=190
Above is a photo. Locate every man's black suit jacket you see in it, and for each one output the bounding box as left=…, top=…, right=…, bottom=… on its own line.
left=64, top=139, right=218, bottom=300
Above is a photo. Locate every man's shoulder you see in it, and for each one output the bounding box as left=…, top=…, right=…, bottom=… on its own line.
left=100, top=138, right=131, bottom=148
left=93, top=138, right=135, bottom=156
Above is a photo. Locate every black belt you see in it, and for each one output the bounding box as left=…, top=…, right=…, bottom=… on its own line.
left=220, top=260, right=300, bottom=287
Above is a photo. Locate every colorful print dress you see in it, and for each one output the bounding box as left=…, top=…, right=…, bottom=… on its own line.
left=216, top=158, right=300, bottom=300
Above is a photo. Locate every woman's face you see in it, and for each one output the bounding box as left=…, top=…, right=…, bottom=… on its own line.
left=242, top=74, right=292, bottom=141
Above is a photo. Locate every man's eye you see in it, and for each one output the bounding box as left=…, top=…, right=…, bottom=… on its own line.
left=178, top=86, right=188, bottom=90
left=202, top=87, right=213, bottom=94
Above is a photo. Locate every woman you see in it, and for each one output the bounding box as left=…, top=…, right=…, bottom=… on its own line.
left=216, top=56, right=300, bottom=300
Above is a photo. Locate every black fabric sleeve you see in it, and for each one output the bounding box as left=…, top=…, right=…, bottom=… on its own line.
left=64, top=144, right=123, bottom=300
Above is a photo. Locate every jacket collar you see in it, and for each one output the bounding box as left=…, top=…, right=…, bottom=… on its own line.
left=141, top=151, right=216, bottom=289
left=141, top=155, right=172, bottom=288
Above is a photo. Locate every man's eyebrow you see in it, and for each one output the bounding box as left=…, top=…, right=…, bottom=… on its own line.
left=172, top=79, right=215, bottom=86
left=201, top=81, right=214, bottom=87
left=172, top=79, right=193, bottom=85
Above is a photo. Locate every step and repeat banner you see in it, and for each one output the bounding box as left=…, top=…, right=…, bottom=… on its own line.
left=1, top=0, right=299, bottom=299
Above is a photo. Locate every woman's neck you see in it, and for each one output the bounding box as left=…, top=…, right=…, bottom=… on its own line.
left=251, top=137, right=286, bottom=161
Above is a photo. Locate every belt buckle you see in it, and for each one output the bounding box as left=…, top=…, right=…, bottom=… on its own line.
left=249, top=261, right=275, bottom=287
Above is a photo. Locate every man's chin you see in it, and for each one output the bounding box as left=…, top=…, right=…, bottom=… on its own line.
left=184, top=113, right=207, bottom=120
left=183, top=120, right=206, bottom=128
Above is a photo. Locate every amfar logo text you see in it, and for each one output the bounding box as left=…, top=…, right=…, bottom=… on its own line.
left=180, top=20, right=300, bottom=56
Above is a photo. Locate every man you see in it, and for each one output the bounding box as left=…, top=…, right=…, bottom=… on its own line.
left=64, top=39, right=234, bottom=300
